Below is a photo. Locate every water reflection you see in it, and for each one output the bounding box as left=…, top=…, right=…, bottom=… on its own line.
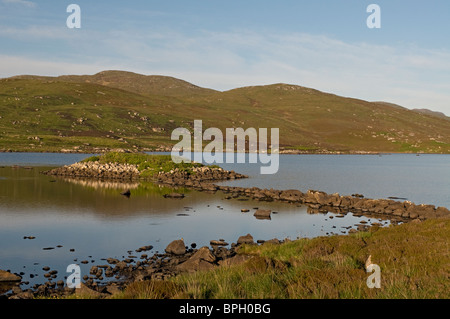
left=0, top=165, right=394, bottom=291
left=56, top=177, right=140, bottom=191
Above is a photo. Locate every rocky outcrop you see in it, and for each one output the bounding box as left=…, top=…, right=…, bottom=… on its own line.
left=42, top=161, right=140, bottom=180
left=0, top=270, right=21, bottom=282
left=43, top=161, right=248, bottom=186
left=156, top=166, right=247, bottom=186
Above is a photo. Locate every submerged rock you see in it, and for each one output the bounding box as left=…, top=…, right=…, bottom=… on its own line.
left=163, top=193, right=185, bottom=199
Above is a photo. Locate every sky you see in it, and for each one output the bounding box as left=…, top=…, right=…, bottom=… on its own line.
left=1, top=0, right=449, bottom=115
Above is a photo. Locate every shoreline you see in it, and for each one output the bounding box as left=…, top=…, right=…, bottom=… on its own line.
left=2, top=148, right=450, bottom=155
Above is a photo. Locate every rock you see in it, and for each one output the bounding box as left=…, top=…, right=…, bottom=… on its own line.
left=0, top=270, right=21, bottom=282
left=241, top=209, right=250, bottom=213
left=436, top=206, right=450, bottom=218
left=237, top=234, right=254, bottom=245
left=219, top=254, right=252, bottom=267
left=8, top=291, right=34, bottom=299
left=253, top=209, right=271, bottom=219
left=165, top=239, right=186, bottom=255
left=163, top=192, right=185, bottom=199
left=120, top=189, right=131, bottom=197
left=74, top=283, right=108, bottom=299
left=176, top=247, right=216, bottom=273
left=136, top=245, right=153, bottom=253
left=90, top=266, right=99, bottom=275
left=264, top=238, right=281, bottom=245
left=107, top=258, right=120, bottom=264
left=210, top=240, right=229, bottom=246
left=279, top=189, right=304, bottom=202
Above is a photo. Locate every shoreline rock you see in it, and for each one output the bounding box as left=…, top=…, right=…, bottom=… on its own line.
left=43, top=159, right=450, bottom=221
left=3, top=234, right=280, bottom=299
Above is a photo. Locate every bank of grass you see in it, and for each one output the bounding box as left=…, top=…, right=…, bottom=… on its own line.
left=81, top=151, right=204, bottom=178
left=114, top=217, right=450, bottom=299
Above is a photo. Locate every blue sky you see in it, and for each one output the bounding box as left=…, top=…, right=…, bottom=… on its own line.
left=1, top=0, right=449, bottom=115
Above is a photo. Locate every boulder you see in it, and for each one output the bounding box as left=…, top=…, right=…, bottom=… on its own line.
left=237, top=234, right=254, bottom=245
left=219, top=254, right=252, bottom=267
left=165, top=239, right=186, bottom=255
left=253, top=209, right=271, bottom=219
left=176, top=247, right=216, bottom=273
left=436, top=206, right=450, bottom=218
left=0, top=270, right=21, bottom=282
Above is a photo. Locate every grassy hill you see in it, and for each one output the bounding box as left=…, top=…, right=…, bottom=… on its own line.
left=1, top=70, right=450, bottom=153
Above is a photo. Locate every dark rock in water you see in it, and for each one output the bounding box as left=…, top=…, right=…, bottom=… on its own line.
left=165, top=239, right=186, bottom=255
left=107, top=258, right=120, bottom=264
left=253, top=209, right=271, bottom=220
left=121, top=189, right=131, bottom=197
left=237, top=234, right=254, bottom=245
left=42, top=247, right=55, bottom=250
left=163, top=193, right=185, bottom=199
left=136, top=245, right=153, bottom=253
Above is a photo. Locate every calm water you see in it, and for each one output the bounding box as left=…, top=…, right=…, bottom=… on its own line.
left=0, top=152, right=448, bottom=290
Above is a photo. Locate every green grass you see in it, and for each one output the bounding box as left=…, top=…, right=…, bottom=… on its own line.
left=115, top=217, right=450, bottom=299
left=81, top=152, right=204, bottom=178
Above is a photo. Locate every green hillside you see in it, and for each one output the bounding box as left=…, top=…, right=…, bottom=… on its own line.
left=1, top=71, right=450, bottom=153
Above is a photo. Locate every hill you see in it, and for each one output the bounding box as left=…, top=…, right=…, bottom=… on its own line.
left=1, top=71, right=450, bottom=153
left=11, top=70, right=217, bottom=97
left=412, top=108, right=449, bottom=120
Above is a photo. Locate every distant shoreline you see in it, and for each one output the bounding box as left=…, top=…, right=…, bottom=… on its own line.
left=1, top=148, right=450, bottom=155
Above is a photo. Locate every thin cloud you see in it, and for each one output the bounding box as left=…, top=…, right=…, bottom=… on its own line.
left=1, top=28, right=449, bottom=115
left=2, top=0, right=36, bottom=8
